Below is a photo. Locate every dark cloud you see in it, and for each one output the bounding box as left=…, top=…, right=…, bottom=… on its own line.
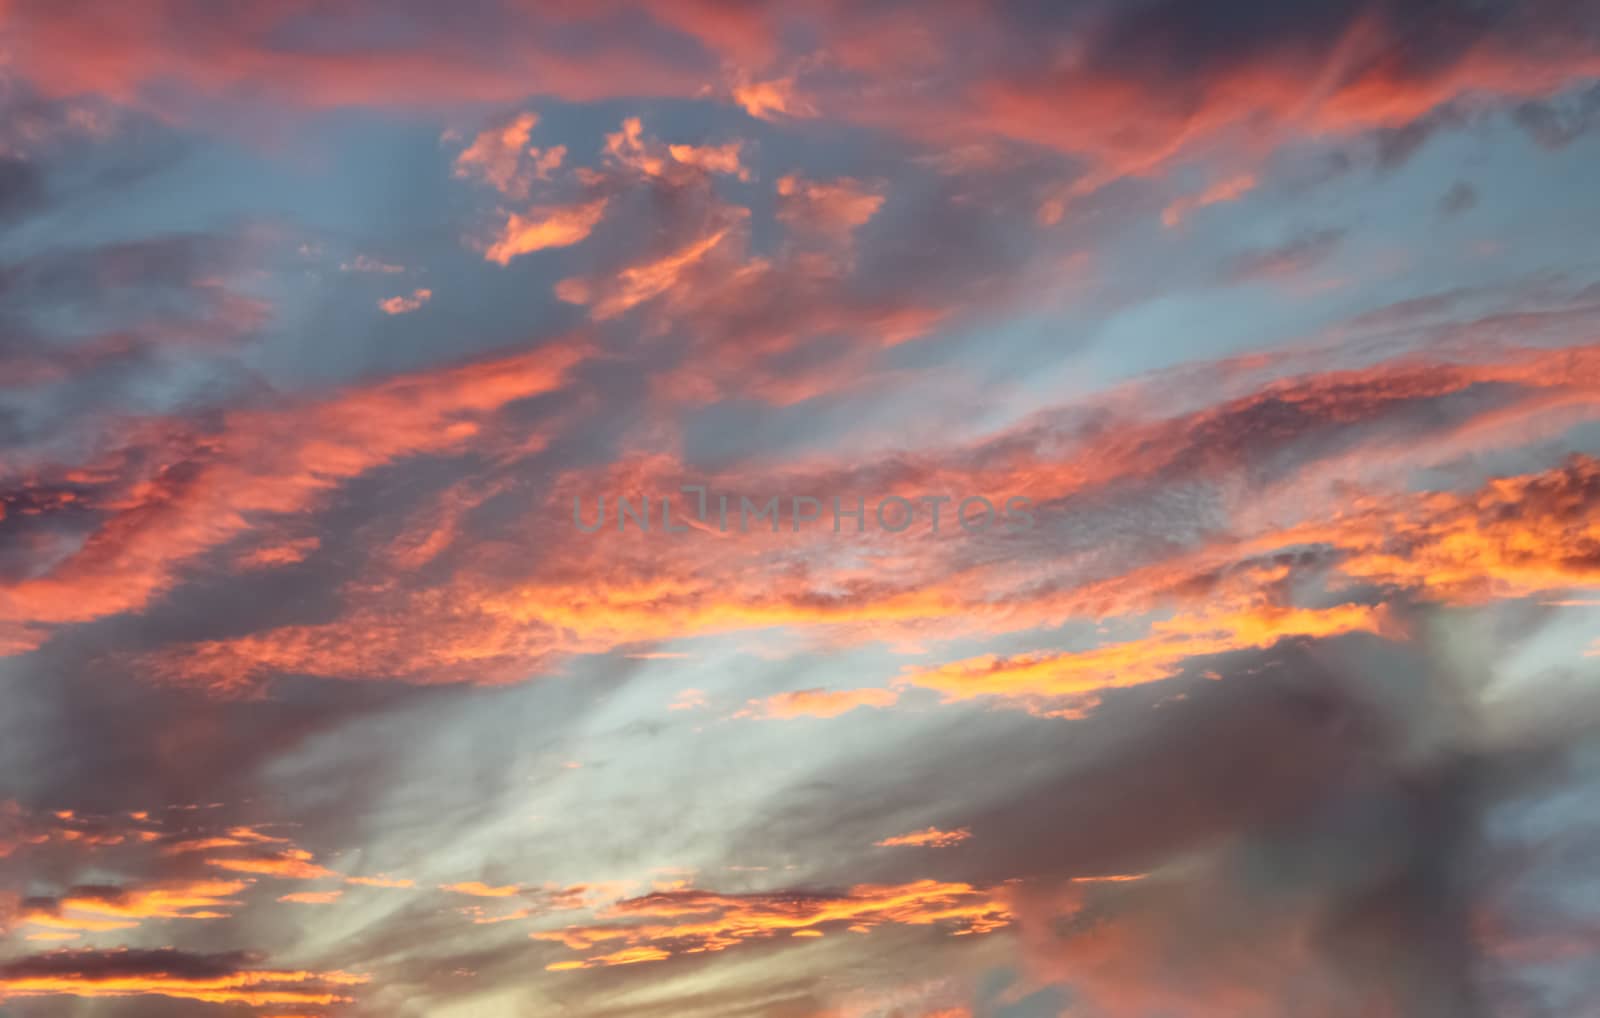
left=1222, top=228, right=1345, bottom=283
left=0, top=948, right=262, bottom=981
left=1439, top=180, right=1481, bottom=216
left=0, top=233, right=255, bottom=315
left=1375, top=107, right=1469, bottom=170
left=1513, top=82, right=1600, bottom=148
left=1105, top=0, right=1592, bottom=74
left=1346, top=288, right=1473, bottom=329
left=0, top=946, right=365, bottom=1012
left=0, top=157, right=45, bottom=222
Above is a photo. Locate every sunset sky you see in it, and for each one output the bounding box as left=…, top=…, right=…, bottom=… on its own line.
left=2, top=2, right=1600, bottom=1016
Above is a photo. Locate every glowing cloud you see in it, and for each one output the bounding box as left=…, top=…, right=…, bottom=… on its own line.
left=484, top=199, right=609, bottom=265
left=875, top=827, right=974, bottom=849
left=533, top=879, right=1011, bottom=968
left=378, top=288, right=432, bottom=315
left=454, top=111, right=541, bottom=198
left=738, top=687, right=901, bottom=720
left=0, top=949, right=368, bottom=1008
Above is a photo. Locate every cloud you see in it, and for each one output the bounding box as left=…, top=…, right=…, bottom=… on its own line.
left=4, top=0, right=1596, bottom=206
left=902, top=601, right=1390, bottom=714
left=3, top=8, right=1599, bottom=1017
left=557, top=214, right=744, bottom=320
left=19, top=880, right=246, bottom=935
left=235, top=537, right=321, bottom=570
left=1438, top=180, right=1479, bottom=217
left=343, top=875, right=415, bottom=889
left=453, top=111, right=541, bottom=199
left=160, top=826, right=290, bottom=855
left=206, top=849, right=337, bottom=881
left=0, top=156, right=45, bottom=222
left=0, top=1, right=714, bottom=111
left=601, top=116, right=750, bottom=184
left=875, top=828, right=973, bottom=850
left=776, top=175, right=886, bottom=245
left=667, top=141, right=748, bottom=181
left=738, top=687, right=901, bottom=720
left=378, top=288, right=432, bottom=315
left=668, top=688, right=708, bottom=711
left=534, top=879, right=1012, bottom=969
left=1324, top=453, right=1600, bottom=602
left=1222, top=229, right=1345, bottom=284
left=0, top=336, right=588, bottom=649
left=0, top=949, right=368, bottom=1008
left=0, top=233, right=272, bottom=388
left=0, top=807, right=164, bottom=858
left=1513, top=83, right=1600, bottom=149
left=483, top=199, right=609, bottom=265
left=1162, top=173, right=1257, bottom=227
left=338, top=254, right=405, bottom=274
left=126, top=341, right=1600, bottom=692
left=441, top=882, right=521, bottom=899
left=900, top=0, right=1600, bottom=198
left=731, top=76, right=816, bottom=121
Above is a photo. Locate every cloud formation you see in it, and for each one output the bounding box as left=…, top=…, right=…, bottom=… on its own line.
left=2, top=5, right=1598, bottom=1017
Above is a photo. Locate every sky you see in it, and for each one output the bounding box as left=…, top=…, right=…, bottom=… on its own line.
left=2, top=1, right=1600, bottom=1016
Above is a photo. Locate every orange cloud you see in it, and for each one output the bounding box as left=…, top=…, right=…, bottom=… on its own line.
left=207, top=849, right=336, bottom=881
left=875, top=827, right=973, bottom=849
left=140, top=440, right=1600, bottom=696
left=278, top=891, right=342, bottom=905
left=934, top=11, right=1600, bottom=203
left=0, top=949, right=368, bottom=1008
left=454, top=111, right=541, bottom=198
left=161, top=826, right=289, bottom=855
left=667, top=141, right=749, bottom=181
left=557, top=217, right=743, bottom=320
left=5, top=0, right=1595, bottom=206
left=441, top=882, right=521, bottom=899
left=534, top=879, right=1011, bottom=969
left=20, top=914, right=138, bottom=935
left=1162, top=173, right=1257, bottom=227
left=546, top=946, right=671, bottom=971
left=602, top=117, right=750, bottom=183
left=902, top=602, right=1391, bottom=712
left=731, top=76, right=815, bottom=120
left=776, top=175, right=885, bottom=244
left=462, top=883, right=635, bottom=926
left=738, top=687, right=901, bottom=720
left=378, top=288, right=432, bottom=315
left=2, top=809, right=164, bottom=856
left=44, top=881, right=244, bottom=926
left=0, top=2, right=712, bottom=111
left=0, top=338, right=588, bottom=644
left=484, top=198, right=609, bottom=265
left=344, top=875, right=414, bottom=889
left=1315, top=455, right=1600, bottom=603
left=669, top=688, right=708, bottom=710
left=235, top=537, right=320, bottom=570
left=126, top=343, right=1600, bottom=695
